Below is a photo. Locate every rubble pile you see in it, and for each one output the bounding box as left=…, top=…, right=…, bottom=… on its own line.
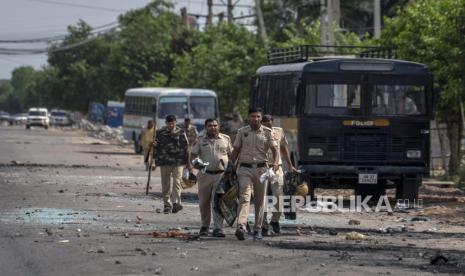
left=80, top=119, right=129, bottom=144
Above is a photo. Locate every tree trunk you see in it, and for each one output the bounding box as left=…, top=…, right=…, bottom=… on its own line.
left=446, top=120, right=462, bottom=176
left=436, top=121, right=449, bottom=179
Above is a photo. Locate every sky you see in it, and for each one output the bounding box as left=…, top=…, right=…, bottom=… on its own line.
left=0, top=0, right=255, bottom=80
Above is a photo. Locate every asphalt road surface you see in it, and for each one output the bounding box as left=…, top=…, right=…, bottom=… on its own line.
left=1, top=126, right=465, bottom=275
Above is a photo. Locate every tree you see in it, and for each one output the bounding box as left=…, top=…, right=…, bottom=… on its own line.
left=380, top=0, right=465, bottom=176
left=10, top=66, right=36, bottom=110
left=47, top=20, right=115, bottom=111
left=109, top=0, right=195, bottom=97
left=171, top=23, right=266, bottom=115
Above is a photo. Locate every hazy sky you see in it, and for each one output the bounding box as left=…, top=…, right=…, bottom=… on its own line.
left=0, top=0, right=254, bottom=79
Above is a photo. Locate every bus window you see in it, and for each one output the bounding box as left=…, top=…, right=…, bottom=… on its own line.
left=158, top=96, right=188, bottom=119
left=371, top=85, right=425, bottom=115
left=306, top=84, right=361, bottom=114
left=190, top=97, right=216, bottom=118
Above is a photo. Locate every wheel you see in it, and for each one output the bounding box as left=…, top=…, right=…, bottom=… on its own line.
left=396, top=175, right=420, bottom=202
left=44, top=125, right=48, bottom=130
left=26, top=125, right=30, bottom=129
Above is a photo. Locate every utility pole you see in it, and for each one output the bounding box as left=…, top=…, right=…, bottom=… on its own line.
left=374, top=0, right=381, bottom=38
left=227, top=0, right=234, bottom=23
left=181, top=7, right=189, bottom=28
left=218, top=12, right=224, bottom=23
left=255, top=0, right=268, bottom=46
left=207, top=0, right=213, bottom=27
left=320, top=0, right=339, bottom=54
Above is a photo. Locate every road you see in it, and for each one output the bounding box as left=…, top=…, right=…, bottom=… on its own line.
left=1, top=126, right=465, bottom=275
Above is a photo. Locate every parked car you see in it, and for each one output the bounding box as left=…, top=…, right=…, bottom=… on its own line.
left=26, top=108, right=49, bottom=129
left=50, top=109, right=71, bottom=126
left=9, top=113, right=28, bottom=125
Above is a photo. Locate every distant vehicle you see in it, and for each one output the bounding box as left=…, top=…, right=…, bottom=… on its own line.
left=106, top=101, right=124, bottom=128
left=123, top=87, right=219, bottom=153
left=0, top=111, right=10, bottom=124
left=88, top=102, right=105, bottom=124
left=50, top=109, right=71, bottom=126
left=9, top=113, right=28, bottom=125
left=26, top=108, right=49, bottom=129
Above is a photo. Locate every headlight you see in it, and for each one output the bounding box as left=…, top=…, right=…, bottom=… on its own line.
left=406, top=150, right=421, bottom=159
left=308, top=148, right=324, bottom=156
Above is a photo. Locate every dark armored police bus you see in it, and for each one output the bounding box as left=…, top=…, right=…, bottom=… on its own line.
left=251, top=46, right=435, bottom=202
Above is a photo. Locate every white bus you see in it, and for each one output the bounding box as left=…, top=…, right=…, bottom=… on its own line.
left=123, top=87, right=219, bottom=153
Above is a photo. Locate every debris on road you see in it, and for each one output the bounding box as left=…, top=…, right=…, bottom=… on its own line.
left=430, top=253, right=448, bottom=265
left=345, top=231, right=366, bottom=241
left=348, top=219, right=361, bottom=225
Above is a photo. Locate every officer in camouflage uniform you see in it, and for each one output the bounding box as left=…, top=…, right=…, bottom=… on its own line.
left=154, top=115, right=190, bottom=214
left=182, top=117, right=198, bottom=146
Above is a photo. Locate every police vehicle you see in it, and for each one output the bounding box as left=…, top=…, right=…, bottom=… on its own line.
left=251, top=45, right=436, bottom=201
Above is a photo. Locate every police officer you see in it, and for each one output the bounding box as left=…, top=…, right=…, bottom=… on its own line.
left=230, top=107, right=279, bottom=241
left=182, top=117, right=198, bottom=146
left=190, top=118, right=233, bottom=237
left=154, top=115, right=190, bottom=214
left=261, top=115, right=297, bottom=236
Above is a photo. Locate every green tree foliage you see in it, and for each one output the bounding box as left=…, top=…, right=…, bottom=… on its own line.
left=171, top=23, right=266, bottom=115
left=0, top=80, right=21, bottom=112
left=380, top=0, right=465, bottom=175
left=47, top=20, right=114, bottom=111
left=109, top=0, right=196, bottom=95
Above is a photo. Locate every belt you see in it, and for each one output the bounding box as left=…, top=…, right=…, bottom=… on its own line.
left=240, top=163, right=267, bottom=168
left=205, top=170, right=224, bottom=174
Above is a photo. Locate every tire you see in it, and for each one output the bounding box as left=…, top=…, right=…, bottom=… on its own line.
left=396, top=175, right=420, bottom=202
left=26, top=125, right=30, bottom=129
left=44, top=125, right=48, bottom=130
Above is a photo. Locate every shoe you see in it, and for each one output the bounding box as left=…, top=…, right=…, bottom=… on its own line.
left=235, top=228, right=245, bottom=240
left=163, top=206, right=171, bottom=214
left=253, top=230, right=263, bottom=241
left=212, top=229, right=225, bottom=238
left=270, top=221, right=281, bottom=234
left=199, top=226, right=209, bottom=236
left=261, top=228, right=270, bottom=237
left=172, top=203, right=183, bottom=213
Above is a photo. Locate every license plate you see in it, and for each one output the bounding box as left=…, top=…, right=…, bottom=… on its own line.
left=358, top=173, right=378, bottom=184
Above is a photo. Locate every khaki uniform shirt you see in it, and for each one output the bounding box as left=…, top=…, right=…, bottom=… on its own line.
left=234, top=125, right=277, bottom=164
left=267, top=127, right=288, bottom=165
left=182, top=124, right=198, bottom=145
left=191, top=133, right=233, bottom=171
left=140, top=126, right=155, bottom=150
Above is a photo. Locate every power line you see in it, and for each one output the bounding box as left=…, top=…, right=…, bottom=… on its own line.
left=0, top=21, right=119, bottom=43
left=26, top=0, right=126, bottom=13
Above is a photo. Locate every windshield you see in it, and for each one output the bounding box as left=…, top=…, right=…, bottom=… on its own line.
left=158, top=96, right=188, bottom=119
left=190, top=96, right=216, bottom=118
left=371, top=85, right=425, bottom=115
left=51, top=111, right=67, bottom=117
left=29, top=111, right=46, bottom=116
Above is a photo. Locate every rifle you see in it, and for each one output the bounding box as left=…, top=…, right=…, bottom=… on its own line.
left=145, top=129, right=157, bottom=195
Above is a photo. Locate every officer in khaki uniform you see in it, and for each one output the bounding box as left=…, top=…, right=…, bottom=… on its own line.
left=190, top=119, right=233, bottom=237
left=261, top=115, right=297, bottom=236
left=231, top=107, right=279, bottom=241
left=182, top=117, right=198, bottom=146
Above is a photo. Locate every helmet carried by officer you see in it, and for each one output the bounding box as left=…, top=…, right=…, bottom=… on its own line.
left=181, top=168, right=197, bottom=189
